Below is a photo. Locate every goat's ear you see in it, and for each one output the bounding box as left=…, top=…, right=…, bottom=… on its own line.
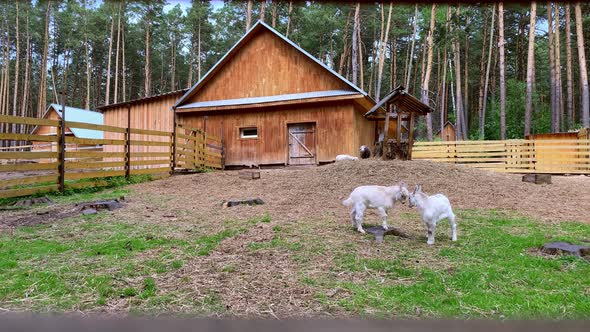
left=418, top=185, right=422, bottom=192
left=413, top=185, right=419, bottom=193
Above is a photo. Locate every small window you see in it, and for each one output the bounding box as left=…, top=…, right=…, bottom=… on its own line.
left=240, top=127, right=258, bottom=139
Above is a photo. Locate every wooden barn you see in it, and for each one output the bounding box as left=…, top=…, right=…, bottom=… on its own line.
left=31, top=104, right=103, bottom=156
left=173, top=21, right=378, bottom=167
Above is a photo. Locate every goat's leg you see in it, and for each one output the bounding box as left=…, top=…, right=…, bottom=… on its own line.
left=377, top=207, right=388, bottom=230
left=426, top=222, right=436, bottom=245
left=354, top=203, right=366, bottom=234
left=350, top=208, right=357, bottom=228
left=448, top=211, right=457, bottom=241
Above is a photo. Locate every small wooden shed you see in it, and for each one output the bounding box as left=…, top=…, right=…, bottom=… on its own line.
left=173, top=21, right=378, bottom=167
left=31, top=104, right=103, bottom=155
left=436, top=121, right=456, bottom=141
left=365, top=86, right=434, bottom=160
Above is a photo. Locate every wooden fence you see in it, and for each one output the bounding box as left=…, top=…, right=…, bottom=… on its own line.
left=0, top=115, right=223, bottom=199
left=412, top=139, right=590, bottom=174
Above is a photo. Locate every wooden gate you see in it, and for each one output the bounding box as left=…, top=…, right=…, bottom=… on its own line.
left=288, top=123, right=316, bottom=165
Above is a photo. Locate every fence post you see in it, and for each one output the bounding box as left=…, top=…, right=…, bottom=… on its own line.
left=171, top=107, right=177, bottom=174
left=125, top=105, right=131, bottom=179
left=221, top=120, right=225, bottom=170
left=57, top=91, right=67, bottom=193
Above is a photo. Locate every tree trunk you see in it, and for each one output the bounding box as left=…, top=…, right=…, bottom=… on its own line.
left=122, top=20, right=126, bottom=102
left=554, top=4, right=564, bottom=131
left=188, top=36, right=194, bottom=87
left=499, top=2, right=506, bottom=139
left=575, top=1, right=589, bottom=127
left=440, top=6, right=451, bottom=137
left=358, top=13, right=364, bottom=91
left=481, top=4, right=496, bottom=139
left=121, top=16, right=127, bottom=101
left=106, top=11, right=114, bottom=105
left=198, top=22, right=202, bottom=81
left=352, top=2, right=359, bottom=86
left=286, top=1, right=293, bottom=38
left=477, top=10, right=489, bottom=133
left=144, top=9, right=151, bottom=98
left=246, top=0, right=252, bottom=31
left=565, top=4, right=574, bottom=128
left=422, top=4, right=437, bottom=141
left=376, top=2, right=392, bottom=101
left=12, top=2, right=20, bottom=135
left=114, top=4, right=121, bottom=104
left=21, top=9, right=31, bottom=128
left=548, top=3, right=557, bottom=133
left=452, top=41, right=464, bottom=140
left=260, top=0, right=266, bottom=21
left=37, top=1, right=51, bottom=118
left=405, top=4, right=418, bottom=90
left=338, top=7, right=353, bottom=75
left=464, top=16, right=470, bottom=128
left=271, top=0, right=277, bottom=27
left=525, top=2, right=537, bottom=136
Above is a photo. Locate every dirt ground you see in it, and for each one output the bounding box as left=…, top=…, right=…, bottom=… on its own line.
left=2, top=159, right=590, bottom=317
left=137, top=159, right=590, bottom=225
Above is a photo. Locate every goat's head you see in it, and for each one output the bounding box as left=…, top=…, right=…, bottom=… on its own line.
left=409, top=184, right=422, bottom=208
left=396, top=181, right=409, bottom=204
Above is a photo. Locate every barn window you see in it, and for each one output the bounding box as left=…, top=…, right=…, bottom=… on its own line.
left=240, top=127, right=258, bottom=139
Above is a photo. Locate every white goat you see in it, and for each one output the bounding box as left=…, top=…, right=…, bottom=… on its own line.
left=342, top=182, right=409, bottom=233
left=408, top=185, right=457, bottom=245
left=335, top=154, right=359, bottom=161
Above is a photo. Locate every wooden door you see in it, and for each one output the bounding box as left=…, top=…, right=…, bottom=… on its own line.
left=288, top=123, right=316, bottom=165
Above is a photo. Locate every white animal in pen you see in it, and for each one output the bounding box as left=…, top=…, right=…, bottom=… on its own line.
left=342, top=182, right=409, bottom=233
left=408, top=185, right=457, bottom=245
left=335, top=154, right=359, bottom=161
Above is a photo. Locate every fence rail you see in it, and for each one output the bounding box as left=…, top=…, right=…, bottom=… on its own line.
left=0, top=115, right=224, bottom=199
left=412, top=139, right=590, bottom=174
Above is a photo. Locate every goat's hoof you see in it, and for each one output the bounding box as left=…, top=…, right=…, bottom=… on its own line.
left=382, top=225, right=388, bottom=231
left=427, top=241, right=434, bottom=246
left=358, top=229, right=366, bottom=234
left=452, top=237, right=457, bottom=242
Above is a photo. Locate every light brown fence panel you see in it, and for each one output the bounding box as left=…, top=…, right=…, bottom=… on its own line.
left=413, top=139, right=590, bottom=175
left=0, top=116, right=61, bottom=198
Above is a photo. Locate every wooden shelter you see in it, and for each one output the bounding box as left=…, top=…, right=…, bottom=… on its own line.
left=173, top=21, right=377, bottom=167
left=31, top=104, right=103, bottom=158
left=436, top=121, right=456, bottom=141
left=365, top=86, right=434, bottom=160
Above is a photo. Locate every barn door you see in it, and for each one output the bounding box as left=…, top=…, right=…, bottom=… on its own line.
left=288, top=123, right=316, bottom=165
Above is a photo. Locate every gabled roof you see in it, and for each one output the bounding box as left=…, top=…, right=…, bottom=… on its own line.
left=33, top=104, right=104, bottom=139
left=176, top=90, right=362, bottom=112
left=174, top=20, right=368, bottom=109
left=365, top=86, right=434, bottom=119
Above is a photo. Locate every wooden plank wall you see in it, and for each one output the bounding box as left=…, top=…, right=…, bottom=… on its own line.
left=413, top=139, right=590, bottom=174
left=102, top=94, right=177, bottom=169
left=178, top=101, right=371, bottom=166
left=184, top=29, right=351, bottom=105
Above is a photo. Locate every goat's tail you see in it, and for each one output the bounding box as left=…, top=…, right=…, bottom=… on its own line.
left=342, top=196, right=354, bottom=206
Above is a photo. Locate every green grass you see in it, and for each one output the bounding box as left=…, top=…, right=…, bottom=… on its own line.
left=0, top=206, right=589, bottom=318
left=315, top=210, right=590, bottom=319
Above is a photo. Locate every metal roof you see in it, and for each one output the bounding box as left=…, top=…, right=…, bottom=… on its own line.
left=174, top=20, right=368, bottom=108
left=47, top=104, right=104, bottom=139
left=176, top=90, right=360, bottom=110
left=365, top=86, right=434, bottom=118
left=97, top=89, right=188, bottom=111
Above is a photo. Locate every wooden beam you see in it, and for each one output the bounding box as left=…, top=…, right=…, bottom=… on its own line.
left=408, top=113, right=416, bottom=160
left=382, top=103, right=391, bottom=160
